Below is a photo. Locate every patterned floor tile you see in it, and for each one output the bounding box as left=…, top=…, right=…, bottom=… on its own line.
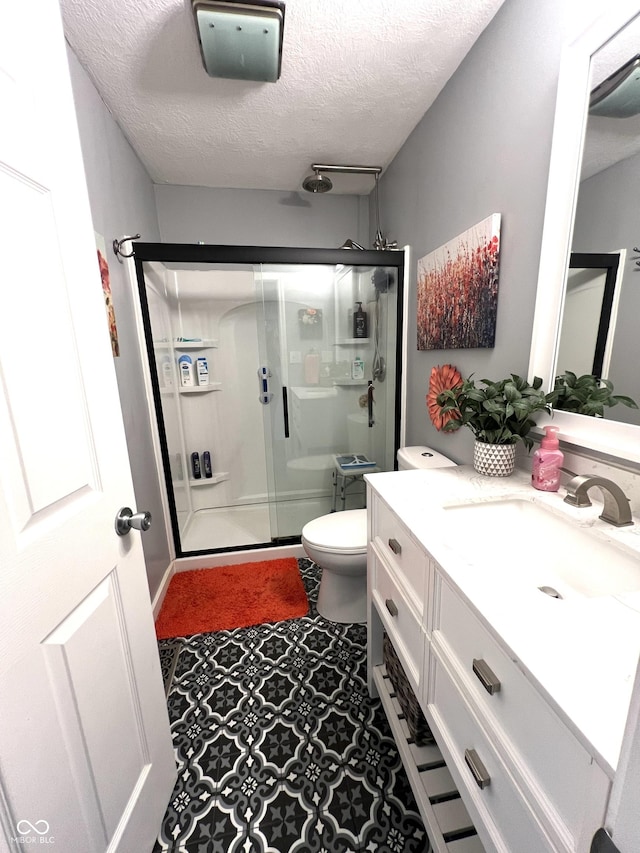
left=153, top=559, right=429, bottom=853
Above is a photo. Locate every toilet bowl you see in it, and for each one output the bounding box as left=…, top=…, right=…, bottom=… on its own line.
left=302, top=509, right=367, bottom=624
left=302, top=446, right=457, bottom=625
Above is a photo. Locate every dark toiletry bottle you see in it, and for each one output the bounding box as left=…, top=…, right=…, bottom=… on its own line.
left=191, top=451, right=201, bottom=480
left=203, top=450, right=212, bottom=478
left=353, top=302, right=368, bottom=338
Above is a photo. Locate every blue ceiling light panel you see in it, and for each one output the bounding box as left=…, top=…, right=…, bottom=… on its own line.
left=192, top=0, right=285, bottom=83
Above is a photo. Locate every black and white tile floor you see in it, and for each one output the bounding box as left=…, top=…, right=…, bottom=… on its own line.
left=154, top=559, right=429, bottom=853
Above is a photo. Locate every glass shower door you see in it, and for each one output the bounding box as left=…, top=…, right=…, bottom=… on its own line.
left=134, top=244, right=403, bottom=556
left=255, top=261, right=400, bottom=540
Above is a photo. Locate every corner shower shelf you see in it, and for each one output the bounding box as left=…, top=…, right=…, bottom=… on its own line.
left=178, top=383, right=222, bottom=393
left=333, top=380, right=369, bottom=386
left=188, top=472, right=229, bottom=487
left=174, top=339, right=218, bottom=349
left=334, top=338, right=370, bottom=346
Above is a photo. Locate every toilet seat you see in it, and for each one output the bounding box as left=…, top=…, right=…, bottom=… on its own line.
left=302, top=509, right=367, bottom=555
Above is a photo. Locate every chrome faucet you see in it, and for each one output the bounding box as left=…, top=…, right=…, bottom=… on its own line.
left=563, top=475, right=634, bottom=527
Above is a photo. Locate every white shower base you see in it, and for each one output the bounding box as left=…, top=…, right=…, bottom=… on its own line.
left=179, top=493, right=362, bottom=553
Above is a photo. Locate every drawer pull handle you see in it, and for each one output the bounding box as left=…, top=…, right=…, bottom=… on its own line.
left=464, top=748, right=491, bottom=789
left=385, top=598, right=398, bottom=617
left=388, top=538, right=402, bottom=555
left=472, top=658, right=501, bottom=695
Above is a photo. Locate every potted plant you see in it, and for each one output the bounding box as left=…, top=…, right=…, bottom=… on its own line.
left=434, top=372, right=550, bottom=476
left=547, top=371, right=638, bottom=416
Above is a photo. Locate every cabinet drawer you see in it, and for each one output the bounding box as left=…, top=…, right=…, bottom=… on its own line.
left=434, top=577, right=608, bottom=844
left=429, top=654, right=555, bottom=853
left=372, top=496, right=427, bottom=614
left=372, top=550, right=423, bottom=692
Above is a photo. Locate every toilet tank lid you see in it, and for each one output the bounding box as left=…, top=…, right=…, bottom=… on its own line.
left=397, top=445, right=456, bottom=469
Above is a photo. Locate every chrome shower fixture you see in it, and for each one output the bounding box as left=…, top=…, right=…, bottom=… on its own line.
left=373, top=173, right=397, bottom=251
left=302, top=164, right=396, bottom=250
left=301, top=169, right=333, bottom=193
left=302, top=164, right=382, bottom=193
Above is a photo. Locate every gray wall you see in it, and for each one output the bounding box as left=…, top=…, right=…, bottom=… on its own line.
left=376, top=0, right=584, bottom=466
left=572, top=151, right=640, bottom=425
left=67, top=47, right=171, bottom=601
left=155, top=185, right=369, bottom=248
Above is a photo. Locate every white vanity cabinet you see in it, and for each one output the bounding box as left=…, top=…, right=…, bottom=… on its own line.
left=366, top=474, right=612, bottom=853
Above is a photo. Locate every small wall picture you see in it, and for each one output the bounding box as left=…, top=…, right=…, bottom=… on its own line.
left=298, top=307, right=323, bottom=339
left=417, top=213, right=501, bottom=350
left=95, top=232, right=119, bottom=357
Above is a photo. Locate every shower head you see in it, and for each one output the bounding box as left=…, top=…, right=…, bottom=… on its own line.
left=302, top=169, right=333, bottom=193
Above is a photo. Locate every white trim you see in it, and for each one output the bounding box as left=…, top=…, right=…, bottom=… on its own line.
left=399, top=245, right=411, bottom=450
left=151, top=560, right=175, bottom=620
left=528, top=3, right=640, bottom=466
left=124, top=251, right=178, bottom=561
left=174, top=543, right=305, bottom=573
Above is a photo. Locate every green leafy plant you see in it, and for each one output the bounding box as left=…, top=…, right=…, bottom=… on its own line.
left=436, top=374, right=550, bottom=451
left=547, top=371, right=638, bottom=417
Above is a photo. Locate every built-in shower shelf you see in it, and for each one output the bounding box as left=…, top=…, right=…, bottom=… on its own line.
left=173, top=339, right=218, bottom=349
left=188, top=473, right=229, bottom=487
left=334, top=338, right=370, bottom=346
left=333, top=380, right=369, bottom=387
left=178, top=383, right=222, bottom=393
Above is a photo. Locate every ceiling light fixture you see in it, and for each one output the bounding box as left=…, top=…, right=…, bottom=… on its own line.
left=192, top=0, right=286, bottom=83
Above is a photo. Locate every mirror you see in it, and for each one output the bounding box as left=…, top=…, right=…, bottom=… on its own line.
left=557, top=252, right=622, bottom=382
left=529, top=4, right=640, bottom=463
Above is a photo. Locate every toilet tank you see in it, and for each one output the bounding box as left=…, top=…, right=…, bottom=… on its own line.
left=397, top=445, right=456, bottom=470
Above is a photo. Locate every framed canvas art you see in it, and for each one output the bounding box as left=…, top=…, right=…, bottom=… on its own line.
left=417, top=214, right=501, bottom=350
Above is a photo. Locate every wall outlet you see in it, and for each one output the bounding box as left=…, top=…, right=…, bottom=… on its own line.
left=289, top=351, right=301, bottom=364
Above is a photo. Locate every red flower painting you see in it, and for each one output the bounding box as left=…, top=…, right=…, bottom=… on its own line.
left=417, top=214, right=501, bottom=351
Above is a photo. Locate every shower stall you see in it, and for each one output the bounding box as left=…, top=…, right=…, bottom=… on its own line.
left=134, top=244, right=404, bottom=556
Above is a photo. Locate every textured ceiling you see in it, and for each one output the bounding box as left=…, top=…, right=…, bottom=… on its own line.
left=60, top=0, right=507, bottom=194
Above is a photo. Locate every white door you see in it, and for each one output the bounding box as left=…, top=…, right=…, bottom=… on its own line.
left=0, top=3, right=176, bottom=852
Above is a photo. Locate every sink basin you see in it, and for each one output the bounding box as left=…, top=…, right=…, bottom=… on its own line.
left=443, top=498, right=640, bottom=599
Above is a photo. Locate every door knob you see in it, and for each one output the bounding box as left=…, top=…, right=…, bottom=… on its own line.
left=115, top=506, right=152, bottom=536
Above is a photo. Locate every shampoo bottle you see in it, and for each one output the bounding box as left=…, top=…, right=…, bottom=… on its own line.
left=351, top=356, right=364, bottom=380
left=196, top=356, right=209, bottom=386
left=532, top=425, right=564, bottom=492
left=178, top=354, right=194, bottom=387
left=304, top=349, right=320, bottom=384
left=353, top=302, right=368, bottom=338
left=191, top=451, right=201, bottom=480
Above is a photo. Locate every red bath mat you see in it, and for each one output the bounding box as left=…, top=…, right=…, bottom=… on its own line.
left=155, top=558, right=309, bottom=639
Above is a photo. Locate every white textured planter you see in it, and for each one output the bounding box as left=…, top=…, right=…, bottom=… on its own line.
left=473, top=440, right=516, bottom=477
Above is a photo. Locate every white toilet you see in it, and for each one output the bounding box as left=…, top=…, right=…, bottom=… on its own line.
left=301, top=445, right=456, bottom=624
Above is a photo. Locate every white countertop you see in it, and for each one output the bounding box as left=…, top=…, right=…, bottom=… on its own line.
left=365, top=466, right=640, bottom=777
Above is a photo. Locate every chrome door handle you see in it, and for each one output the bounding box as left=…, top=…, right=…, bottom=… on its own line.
left=472, top=658, right=501, bottom=695
left=115, top=507, right=152, bottom=536
left=464, top=748, right=491, bottom=789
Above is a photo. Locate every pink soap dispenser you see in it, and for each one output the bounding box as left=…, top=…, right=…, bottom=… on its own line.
left=532, top=426, right=564, bottom=492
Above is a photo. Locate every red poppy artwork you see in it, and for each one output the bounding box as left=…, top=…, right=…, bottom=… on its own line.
left=417, top=214, right=501, bottom=350
left=95, top=232, right=120, bottom=357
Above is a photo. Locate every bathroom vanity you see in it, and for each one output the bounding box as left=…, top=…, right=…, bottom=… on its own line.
left=366, top=466, right=640, bottom=853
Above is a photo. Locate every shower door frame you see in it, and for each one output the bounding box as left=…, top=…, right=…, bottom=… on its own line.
left=133, top=242, right=405, bottom=557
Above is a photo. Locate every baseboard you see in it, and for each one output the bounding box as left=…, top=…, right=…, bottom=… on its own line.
left=151, top=559, right=176, bottom=620
left=174, top=543, right=305, bottom=574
